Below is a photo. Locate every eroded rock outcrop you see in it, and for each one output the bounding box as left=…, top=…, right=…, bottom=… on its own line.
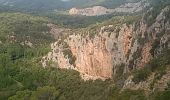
left=69, top=6, right=111, bottom=16
left=69, top=0, right=149, bottom=16
left=122, top=6, right=170, bottom=92
left=42, top=6, right=170, bottom=81
left=42, top=24, right=139, bottom=80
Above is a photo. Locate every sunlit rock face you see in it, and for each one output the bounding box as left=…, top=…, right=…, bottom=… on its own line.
left=67, top=33, right=113, bottom=80
left=67, top=24, right=138, bottom=80
left=42, top=6, right=170, bottom=80
left=42, top=24, right=141, bottom=80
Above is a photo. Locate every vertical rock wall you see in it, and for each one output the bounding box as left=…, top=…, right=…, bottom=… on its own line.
left=42, top=6, right=170, bottom=80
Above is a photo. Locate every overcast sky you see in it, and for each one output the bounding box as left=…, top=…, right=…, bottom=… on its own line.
left=61, top=0, right=70, bottom=2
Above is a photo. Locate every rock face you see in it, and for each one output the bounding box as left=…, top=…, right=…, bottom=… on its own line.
left=122, top=6, right=170, bottom=92
left=113, top=1, right=149, bottom=13
left=69, top=6, right=111, bottom=16
left=69, top=0, right=149, bottom=16
left=42, top=24, right=136, bottom=80
left=42, top=6, right=170, bottom=80
left=137, top=43, right=153, bottom=67
left=68, top=33, right=113, bottom=80
left=42, top=24, right=142, bottom=80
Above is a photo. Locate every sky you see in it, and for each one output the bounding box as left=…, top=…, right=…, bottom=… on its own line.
left=61, top=0, right=70, bottom=2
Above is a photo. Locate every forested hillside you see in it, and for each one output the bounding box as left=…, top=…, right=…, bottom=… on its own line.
left=0, top=13, right=146, bottom=100
left=0, top=0, right=144, bottom=29
left=0, top=0, right=127, bottom=11
left=0, top=0, right=170, bottom=100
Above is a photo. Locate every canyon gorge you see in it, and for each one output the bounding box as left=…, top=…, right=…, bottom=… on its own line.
left=42, top=6, right=170, bottom=82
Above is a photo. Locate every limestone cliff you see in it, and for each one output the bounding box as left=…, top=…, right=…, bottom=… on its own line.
left=42, top=6, right=170, bottom=81
left=69, top=6, right=110, bottom=16
left=69, top=0, right=149, bottom=16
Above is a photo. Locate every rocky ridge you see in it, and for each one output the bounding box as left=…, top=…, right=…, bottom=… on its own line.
left=69, top=0, right=149, bottom=16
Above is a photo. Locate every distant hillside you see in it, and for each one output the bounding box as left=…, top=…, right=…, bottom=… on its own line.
left=0, top=13, right=54, bottom=45
left=0, top=0, right=129, bottom=12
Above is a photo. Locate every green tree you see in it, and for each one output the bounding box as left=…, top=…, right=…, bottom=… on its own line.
left=8, top=90, right=32, bottom=100
left=30, top=86, right=60, bottom=100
